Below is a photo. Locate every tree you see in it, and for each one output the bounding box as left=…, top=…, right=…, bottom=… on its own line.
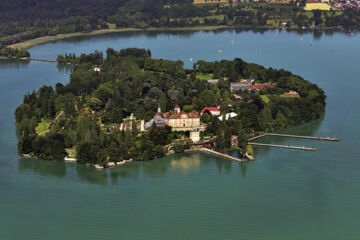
left=107, top=142, right=123, bottom=163
left=150, top=126, right=171, bottom=145
left=237, top=129, right=248, bottom=156
left=159, top=92, right=167, bottom=112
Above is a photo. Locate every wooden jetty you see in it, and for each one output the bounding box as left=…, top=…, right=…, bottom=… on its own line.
left=201, top=148, right=247, bottom=162
left=266, top=133, right=340, bottom=142
left=21, top=57, right=57, bottom=63
left=248, top=133, right=268, bottom=142
left=248, top=142, right=316, bottom=151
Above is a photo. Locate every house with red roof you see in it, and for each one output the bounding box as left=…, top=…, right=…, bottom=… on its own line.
left=201, top=107, right=220, bottom=116
left=249, top=84, right=275, bottom=90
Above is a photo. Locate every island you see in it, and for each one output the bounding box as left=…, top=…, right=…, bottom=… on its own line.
left=15, top=48, right=326, bottom=167
left=1, top=0, right=359, bottom=49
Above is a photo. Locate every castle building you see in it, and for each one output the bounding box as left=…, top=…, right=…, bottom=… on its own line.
left=166, top=105, right=201, bottom=131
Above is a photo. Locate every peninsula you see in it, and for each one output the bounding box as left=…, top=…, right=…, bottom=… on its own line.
left=15, top=48, right=326, bottom=167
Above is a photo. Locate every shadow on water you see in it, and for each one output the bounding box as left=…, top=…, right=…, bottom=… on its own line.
left=75, top=164, right=109, bottom=186
left=0, top=59, right=30, bottom=70
left=109, top=163, right=142, bottom=185
left=56, top=63, right=75, bottom=73
left=17, top=151, right=255, bottom=185
left=18, top=157, right=66, bottom=178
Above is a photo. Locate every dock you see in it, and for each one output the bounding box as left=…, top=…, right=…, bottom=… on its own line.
left=248, top=133, right=268, bottom=142
left=248, top=133, right=340, bottom=142
left=248, top=142, right=316, bottom=151
left=266, top=133, right=340, bottom=142
left=201, top=148, right=247, bottom=162
left=247, top=132, right=338, bottom=152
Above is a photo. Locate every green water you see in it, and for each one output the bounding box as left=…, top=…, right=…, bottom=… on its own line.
left=1, top=29, right=360, bottom=240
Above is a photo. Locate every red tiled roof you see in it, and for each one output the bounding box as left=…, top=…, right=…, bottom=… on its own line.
left=201, top=107, right=220, bottom=113
left=249, top=84, right=275, bottom=90
left=167, top=110, right=200, bottom=119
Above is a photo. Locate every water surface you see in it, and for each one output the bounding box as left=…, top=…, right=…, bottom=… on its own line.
left=1, top=29, right=359, bottom=240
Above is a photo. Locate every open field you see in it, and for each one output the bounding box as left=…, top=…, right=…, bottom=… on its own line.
left=197, top=73, right=214, bottom=80
left=35, top=119, right=51, bottom=136
left=193, top=14, right=225, bottom=22
left=304, top=3, right=332, bottom=10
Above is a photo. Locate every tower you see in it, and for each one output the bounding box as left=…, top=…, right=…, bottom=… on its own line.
left=174, top=104, right=180, bottom=114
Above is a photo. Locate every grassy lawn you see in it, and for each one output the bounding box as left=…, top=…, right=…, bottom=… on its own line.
left=196, top=73, right=214, bottom=80
left=261, top=95, right=270, bottom=104
left=246, top=145, right=254, bottom=155
left=193, top=14, right=225, bottom=22
left=304, top=3, right=332, bottom=11
left=65, top=148, right=77, bottom=158
left=107, top=23, right=117, bottom=29
left=35, top=119, right=51, bottom=136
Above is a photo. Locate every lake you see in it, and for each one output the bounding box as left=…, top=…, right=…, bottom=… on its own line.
left=1, top=29, right=360, bottom=240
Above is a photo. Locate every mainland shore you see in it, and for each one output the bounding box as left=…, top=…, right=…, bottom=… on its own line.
left=9, top=25, right=231, bottom=49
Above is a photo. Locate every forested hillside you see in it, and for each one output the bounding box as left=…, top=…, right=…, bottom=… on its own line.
left=1, top=0, right=359, bottom=46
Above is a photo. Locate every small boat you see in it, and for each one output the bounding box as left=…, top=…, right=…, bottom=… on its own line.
left=189, top=58, right=193, bottom=62
left=218, top=49, right=222, bottom=53
left=231, top=40, right=234, bottom=44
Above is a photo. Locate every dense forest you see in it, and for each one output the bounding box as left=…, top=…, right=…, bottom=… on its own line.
left=15, top=48, right=326, bottom=166
left=1, top=0, right=359, bottom=46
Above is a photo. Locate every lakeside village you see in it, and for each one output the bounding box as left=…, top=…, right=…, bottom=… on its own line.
left=16, top=48, right=326, bottom=169
left=194, top=0, right=359, bottom=12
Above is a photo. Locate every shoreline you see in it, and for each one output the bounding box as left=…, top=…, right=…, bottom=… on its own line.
left=22, top=153, right=134, bottom=169
left=9, top=25, right=231, bottom=50
left=8, top=25, right=347, bottom=50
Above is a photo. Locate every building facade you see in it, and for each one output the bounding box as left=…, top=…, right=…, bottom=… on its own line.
left=120, top=114, right=145, bottom=132
left=166, top=106, right=201, bottom=131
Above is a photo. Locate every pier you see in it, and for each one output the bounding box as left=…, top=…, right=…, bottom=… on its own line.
left=248, top=142, right=316, bottom=151
left=266, top=133, right=340, bottom=141
left=248, top=133, right=268, bottom=142
left=248, top=133, right=339, bottom=142
left=201, top=148, right=247, bottom=162
left=247, top=132, right=339, bottom=151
